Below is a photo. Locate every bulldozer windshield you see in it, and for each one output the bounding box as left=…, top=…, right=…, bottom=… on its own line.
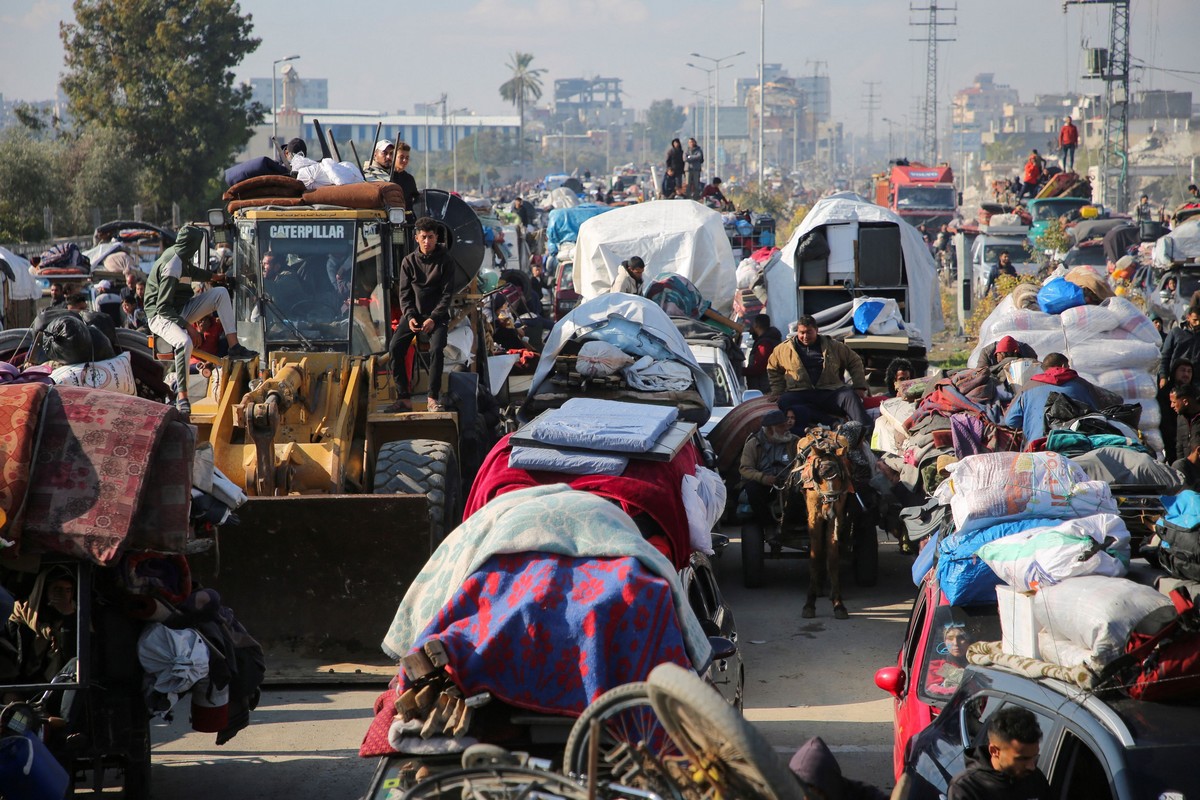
left=232, top=217, right=391, bottom=356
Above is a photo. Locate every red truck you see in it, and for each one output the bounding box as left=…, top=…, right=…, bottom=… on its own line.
left=873, top=160, right=958, bottom=230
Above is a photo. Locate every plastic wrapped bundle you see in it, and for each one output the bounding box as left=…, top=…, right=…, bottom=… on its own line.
left=970, top=296, right=1163, bottom=451
left=934, top=451, right=1118, bottom=536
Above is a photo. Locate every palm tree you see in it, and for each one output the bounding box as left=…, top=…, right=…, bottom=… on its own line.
left=499, top=52, right=546, bottom=166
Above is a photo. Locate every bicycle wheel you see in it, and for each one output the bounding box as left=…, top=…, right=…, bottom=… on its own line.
left=646, top=663, right=805, bottom=800
left=563, top=682, right=684, bottom=799
left=402, top=766, right=589, bottom=799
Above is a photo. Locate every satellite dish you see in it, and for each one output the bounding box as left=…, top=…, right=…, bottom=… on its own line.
left=414, top=189, right=484, bottom=293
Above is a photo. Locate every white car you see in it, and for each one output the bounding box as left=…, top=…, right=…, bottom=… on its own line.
left=971, top=234, right=1037, bottom=297
left=688, top=342, right=760, bottom=437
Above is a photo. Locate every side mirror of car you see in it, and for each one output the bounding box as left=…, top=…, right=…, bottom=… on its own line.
left=874, top=666, right=906, bottom=698
left=742, top=389, right=764, bottom=402
left=708, top=636, right=737, bottom=661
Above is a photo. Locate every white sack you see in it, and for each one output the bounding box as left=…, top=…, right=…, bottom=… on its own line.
left=137, top=623, right=210, bottom=696
left=577, top=340, right=635, bottom=378
left=320, top=159, right=364, bottom=186
left=290, top=155, right=329, bottom=190
left=681, top=466, right=726, bottom=555
left=1032, top=575, right=1171, bottom=671
left=50, top=351, right=136, bottom=396
left=976, top=513, right=1131, bottom=592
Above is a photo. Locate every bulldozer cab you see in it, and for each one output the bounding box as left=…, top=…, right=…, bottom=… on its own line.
left=228, top=208, right=403, bottom=358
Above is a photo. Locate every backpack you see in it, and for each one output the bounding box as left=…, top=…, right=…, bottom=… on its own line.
left=1157, top=491, right=1200, bottom=582
left=1107, top=586, right=1200, bottom=702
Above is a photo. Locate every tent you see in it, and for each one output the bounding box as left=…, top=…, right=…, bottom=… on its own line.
left=523, top=293, right=715, bottom=423
left=1154, top=218, right=1200, bottom=267
left=574, top=200, right=737, bottom=316
left=779, top=192, right=943, bottom=347
left=0, top=246, right=43, bottom=301
left=546, top=203, right=614, bottom=255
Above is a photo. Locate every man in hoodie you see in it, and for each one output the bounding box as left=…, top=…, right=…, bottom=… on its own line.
left=144, top=224, right=257, bottom=417
left=609, top=257, right=646, bottom=295
left=1002, top=353, right=1099, bottom=444
left=386, top=217, right=455, bottom=413
left=744, top=314, right=782, bottom=394
left=1160, top=306, right=1200, bottom=388
left=947, top=706, right=1050, bottom=800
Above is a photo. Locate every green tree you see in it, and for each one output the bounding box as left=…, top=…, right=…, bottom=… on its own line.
left=64, top=128, right=144, bottom=231
left=60, top=0, right=262, bottom=218
left=645, top=100, right=685, bottom=155
left=0, top=129, right=65, bottom=241
left=498, top=52, right=546, bottom=165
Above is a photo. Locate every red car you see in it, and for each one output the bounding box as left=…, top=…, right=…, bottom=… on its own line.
left=873, top=574, right=1001, bottom=780
left=553, top=260, right=581, bottom=320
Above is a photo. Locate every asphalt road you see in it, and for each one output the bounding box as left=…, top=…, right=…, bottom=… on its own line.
left=147, top=525, right=918, bottom=798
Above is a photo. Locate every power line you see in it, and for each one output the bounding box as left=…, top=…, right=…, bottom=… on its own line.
left=909, top=2, right=956, bottom=164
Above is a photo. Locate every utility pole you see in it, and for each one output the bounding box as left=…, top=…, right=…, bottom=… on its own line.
left=909, top=2, right=956, bottom=164
left=805, top=60, right=827, bottom=168
left=862, top=80, right=881, bottom=156
left=1064, top=0, right=1130, bottom=210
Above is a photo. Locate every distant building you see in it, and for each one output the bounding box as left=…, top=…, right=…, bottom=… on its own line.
left=553, top=77, right=625, bottom=127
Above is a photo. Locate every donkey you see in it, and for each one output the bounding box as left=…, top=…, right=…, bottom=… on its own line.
left=787, top=427, right=854, bottom=620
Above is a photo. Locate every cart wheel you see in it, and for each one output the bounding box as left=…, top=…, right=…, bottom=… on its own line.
left=645, top=664, right=805, bottom=800
left=740, top=522, right=766, bottom=589
left=402, top=766, right=589, bottom=799
left=562, top=682, right=684, bottom=798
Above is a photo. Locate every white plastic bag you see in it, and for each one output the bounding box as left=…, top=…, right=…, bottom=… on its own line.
left=319, top=158, right=364, bottom=186
left=576, top=340, right=634, bottom=378
left=681, top=467, right=726, bottom=555
left=934, top=451, right=1117, bottom=535
left=1032, top=575, right=1171, bottom=671
left=976, top=513, right=1131, bottom=591
left=50, top=351, right=137, bottom=395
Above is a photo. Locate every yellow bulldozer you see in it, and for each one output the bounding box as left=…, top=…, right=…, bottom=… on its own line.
left=183, top=190, right=492, bottom=679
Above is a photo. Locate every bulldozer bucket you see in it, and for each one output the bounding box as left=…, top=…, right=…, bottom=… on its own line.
left=190, top=494, right=434, bottom=683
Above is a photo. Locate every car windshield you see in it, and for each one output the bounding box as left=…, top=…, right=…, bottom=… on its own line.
left=896, top=186, right=957, bottom=210
left=1063, top=246, right=1107, bottom=267
left=699, top=360, right=734, bottom=407
left=234, top=219, right=388, bottom=355
left=917, top=604, right=1001, bottom=706
left=1032, top=201, right=1085, bottom=222
left=984, top=244, right=1029, bottom=264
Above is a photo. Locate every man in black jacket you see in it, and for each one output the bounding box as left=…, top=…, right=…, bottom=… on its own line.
left=1160, top=307, right=1200, bottom=388
left=386, top=217, right=455, bottom=413
left=947, top=706, right=1050, bottom=800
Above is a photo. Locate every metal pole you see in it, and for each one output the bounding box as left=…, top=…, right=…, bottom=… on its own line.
left=759, top=0, right=765, bottom=187
left=425, top=108, right=430, bottom=189
left=690, top=51, right=743, bottom=183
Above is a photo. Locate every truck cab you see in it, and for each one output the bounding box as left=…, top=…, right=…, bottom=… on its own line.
left=1025, top=197, right=1094, bottom=245
left=874, top=161, right=958, bottom=230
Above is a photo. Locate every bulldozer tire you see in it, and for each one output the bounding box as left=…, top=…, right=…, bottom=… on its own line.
left=374, top=439, right=462, bottom=545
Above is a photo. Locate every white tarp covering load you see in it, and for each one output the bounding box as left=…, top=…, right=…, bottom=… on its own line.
left=526, top=293, right=715, bottom=420
left=0, top=245, right=43, bottom=301
left=967, top=295, right=1164, bottom=452
left=545, top=187, right=581, bottom=210
left=574, top=201, right=738, bottom=316
left=779, top=192, right=944, bottom=346
left=1153, top=218, right=1200, bottom=267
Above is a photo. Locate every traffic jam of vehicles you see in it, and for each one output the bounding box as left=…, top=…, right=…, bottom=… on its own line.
left=4, top=89, right=1200, bottom=800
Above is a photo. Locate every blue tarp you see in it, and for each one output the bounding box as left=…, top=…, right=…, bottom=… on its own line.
left=546, top=204, right=614, bottom=255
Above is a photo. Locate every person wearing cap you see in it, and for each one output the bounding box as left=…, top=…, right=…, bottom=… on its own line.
left=609, top=257, right=646, bottom=296
left=386, top=216, right=455, bottom=413
left=981, top=335, right=1037, bottom=369
left=144, top=224, right=257, bottom=417
left=739, top=409, right=799, bottom=530
left=766, top=315, right=872, bottom=431
left=93, top=278, right=124, bottom=327
left=364, top=139, right=397, bottom=182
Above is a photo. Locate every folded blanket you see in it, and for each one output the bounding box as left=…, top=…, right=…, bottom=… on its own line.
left=303, top=181, right=405, bottom=210
left=0, top=383, right=50, bottom=550
left=222, top=175, right=306, bottom=201
left=508, top=445, right=628, bottom=475
left=524, top=397, right=678, bottom=453
left=382, top=484, right=709, bottom=670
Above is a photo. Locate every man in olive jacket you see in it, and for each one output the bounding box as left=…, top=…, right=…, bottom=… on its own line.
left=767, top=315, right=872, bottom=430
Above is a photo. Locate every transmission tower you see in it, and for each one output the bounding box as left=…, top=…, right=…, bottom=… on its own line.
left=862, top=81, right=881, bottom=148
left=910, top=2, right=956, bottom=164
left=1064, top=0, right=1130, bottom=210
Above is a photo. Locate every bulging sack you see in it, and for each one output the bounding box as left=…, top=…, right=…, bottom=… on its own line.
left=976, top=513, right=1131, bottom=592
left=50, top=351, right=137, bottom=395
left=576, top=341, right=634, bottom=378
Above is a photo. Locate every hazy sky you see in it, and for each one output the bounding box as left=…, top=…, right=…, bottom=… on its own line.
left=2, top=0, right=1196, bottom=139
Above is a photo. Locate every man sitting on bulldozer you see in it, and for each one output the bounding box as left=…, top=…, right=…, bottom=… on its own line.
left=144, top=224, right=257, bottom=417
